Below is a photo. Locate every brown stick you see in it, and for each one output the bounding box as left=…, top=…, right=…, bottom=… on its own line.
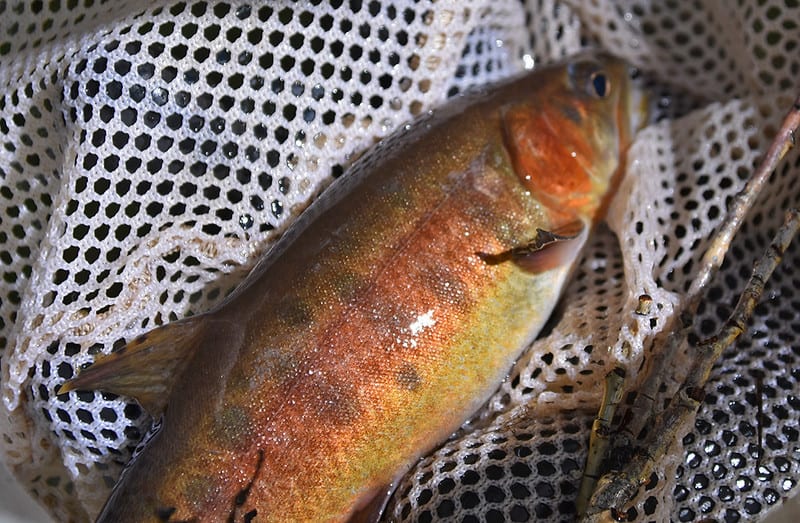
left=581, top=93, right=800, bottom=518
left=587, top=209, right=800, bottom=515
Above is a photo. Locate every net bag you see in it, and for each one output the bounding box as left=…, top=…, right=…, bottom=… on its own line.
left=0, top=1, right=798, bottom=521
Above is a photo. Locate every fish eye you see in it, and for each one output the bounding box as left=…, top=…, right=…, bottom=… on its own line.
left=589, top=72, right=610, bottom=98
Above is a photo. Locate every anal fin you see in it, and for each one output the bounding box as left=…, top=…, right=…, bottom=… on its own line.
left=57, top=316, right=207, bottom=417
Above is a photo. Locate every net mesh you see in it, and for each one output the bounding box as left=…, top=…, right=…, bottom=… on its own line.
left=0, top=0, right=798, bottom=521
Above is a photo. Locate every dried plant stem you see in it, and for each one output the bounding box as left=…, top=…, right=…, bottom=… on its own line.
left=580, top=94, right=800, bottom=519
left=626, top=93, right=800, bottom=439
left=586, top=209, right=800, bottom=515
left=576, top=367, right=626, bottom=516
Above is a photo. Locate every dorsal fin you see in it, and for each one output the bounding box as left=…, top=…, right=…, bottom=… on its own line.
left=57, top=316, right=207, bottom=417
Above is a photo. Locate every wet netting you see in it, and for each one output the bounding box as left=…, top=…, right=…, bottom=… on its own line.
left=1, top=1, right=798, bottom=521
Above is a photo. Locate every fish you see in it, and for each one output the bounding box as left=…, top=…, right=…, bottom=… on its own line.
left=58, top=51, right=648, bottom=522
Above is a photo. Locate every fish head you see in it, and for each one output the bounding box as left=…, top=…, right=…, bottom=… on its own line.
left=501, top=52, right=649, bottom=220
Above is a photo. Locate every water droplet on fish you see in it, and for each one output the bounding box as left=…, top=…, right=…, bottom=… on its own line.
left=495, top=38, right=504, bottom=48
left=286, top=154, right=299, bottom=170
left=390, top=97, right=402, bottom=111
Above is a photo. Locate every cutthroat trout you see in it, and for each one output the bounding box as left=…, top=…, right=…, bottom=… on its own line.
left=60, top=52, right=647, bottom=522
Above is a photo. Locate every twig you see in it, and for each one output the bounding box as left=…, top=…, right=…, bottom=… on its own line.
left=587, top=208, right=800, bottom=515
left=576, top=367, right=626, bottom=516
left=624, top=93, right=800, bottom=440
left=581, top=93, right=800, bottom=518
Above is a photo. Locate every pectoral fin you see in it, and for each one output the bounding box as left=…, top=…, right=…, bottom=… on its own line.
left=57, top=316, right=207, bottom=417
left=478, top=220, right=587, bottom=274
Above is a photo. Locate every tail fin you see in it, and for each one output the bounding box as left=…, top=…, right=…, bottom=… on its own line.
left=58, top=316, right=207, bottom=417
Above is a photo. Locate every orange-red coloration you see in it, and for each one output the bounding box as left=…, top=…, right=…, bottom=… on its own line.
left=59, top=53, right=647, bottom=522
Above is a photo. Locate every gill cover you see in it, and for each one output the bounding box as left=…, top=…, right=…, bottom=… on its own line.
left=501, top=55, right=634, bottom=219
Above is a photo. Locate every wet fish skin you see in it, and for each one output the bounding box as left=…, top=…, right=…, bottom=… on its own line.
left=59, top=52, right=646, bottom=522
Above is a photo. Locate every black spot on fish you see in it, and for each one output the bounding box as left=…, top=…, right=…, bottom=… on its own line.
left=258, top=348, right=296, bottom=382
left=560, top=104, right=583, bottom=124
left=243, top=510, right=257, bottom=522
left=121, top=331, right=149, bottom=354
left=397, top=362, right=422, bottom=391
left=211, top=406, right=251, bottom=449
left=156, top=506, right=176, bottom=521
left=228, top=450, right=264, bottom=523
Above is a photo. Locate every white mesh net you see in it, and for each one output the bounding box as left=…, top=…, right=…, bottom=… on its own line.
left=0, top=0, right=798, bottom=522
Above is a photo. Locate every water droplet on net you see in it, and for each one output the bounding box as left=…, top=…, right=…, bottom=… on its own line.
left=239, top=214, right=254, bottom=230
left=522, top=54, right=535, bottom=70
left=151, top=87, right=168, bottom=106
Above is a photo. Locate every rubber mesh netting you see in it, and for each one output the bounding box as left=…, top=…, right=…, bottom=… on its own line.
left=0, top=0, right=799, bottom=521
